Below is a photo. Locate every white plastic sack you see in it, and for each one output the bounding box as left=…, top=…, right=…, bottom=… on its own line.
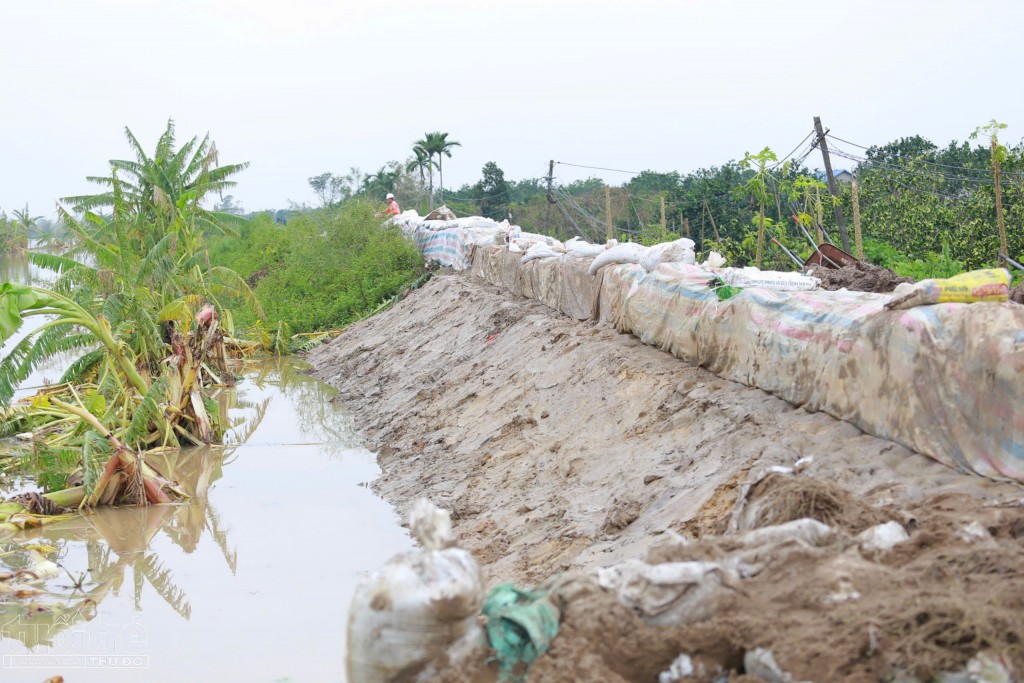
left=564, top=237, right=606, bottom=259
left=639, top=239, right=696, bottom=272
left=720, top=266, right=820, bottom=291
left=347, top=500, right=483, bottom=683
left=701, top=251, right=727, bottom=269
left=588, top=243, right=650, bottom=275
left=596, top=559, right=732, bottom=626
left=522, top=243, right=564, bottom=263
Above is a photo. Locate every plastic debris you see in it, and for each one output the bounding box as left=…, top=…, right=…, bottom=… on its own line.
left=482, top=583, right=560, bottom=681
left=744, top=648, right=800, bottom=683
left=957, top=521, right=991, bottom=544
left=857, top=521, right=910, bottom=552
left=658, top=653, right=694, bottom=683
left=701, top=251, right=727, bottom=269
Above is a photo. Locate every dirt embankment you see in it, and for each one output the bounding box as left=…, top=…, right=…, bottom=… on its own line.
left=309, top=271, right=1024, bottom=680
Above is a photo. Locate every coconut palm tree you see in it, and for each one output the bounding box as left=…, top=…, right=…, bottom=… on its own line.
left=405, top=146, right=436, bottom=196
left=420, top=132, right=461, bottom=203
left=363, top=164, right=403, bottom=199
left=412, top=136, right=437, bottom=208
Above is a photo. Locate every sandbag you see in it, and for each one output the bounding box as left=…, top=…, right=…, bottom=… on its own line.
left=885, top=268, right=1011, bottom=310
left=639, top=239, right=696, bottom=272
left=424, top=206, right=457, bottom=221
left=720, top=266, right=820, bottom=291
left=522, top=243, right=564, bottom=264
left=588, top=243, right=650, bottom=275
left=346, top=500, right=483, bottom=683
left=564, top=237, right=611, bottom=259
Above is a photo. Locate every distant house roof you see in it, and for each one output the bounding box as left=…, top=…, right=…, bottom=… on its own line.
left=813, top=169, right=855, bottom=183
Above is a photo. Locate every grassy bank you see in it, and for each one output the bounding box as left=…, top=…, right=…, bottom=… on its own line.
left=208, top=202, right=425, bottom=333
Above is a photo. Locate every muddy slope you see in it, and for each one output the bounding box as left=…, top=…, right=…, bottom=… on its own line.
left=309, top=271, right=1020, bottom=585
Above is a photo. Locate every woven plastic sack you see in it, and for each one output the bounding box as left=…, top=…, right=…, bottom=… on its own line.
left=346, top=500, right=483, bottom=683
left=588, top=243, right=649, bottom=275
left=886, top=268, right=1011, bottom=310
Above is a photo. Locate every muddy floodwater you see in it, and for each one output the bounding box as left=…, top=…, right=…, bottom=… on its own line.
left=0, top=254, right=411, bottom=682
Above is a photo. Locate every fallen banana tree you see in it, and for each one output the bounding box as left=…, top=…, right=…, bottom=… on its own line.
left=0, top=285, right=228, bottom=512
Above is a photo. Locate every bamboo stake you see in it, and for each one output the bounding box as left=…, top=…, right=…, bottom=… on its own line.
left=814, top=186, right=824, bottom=244
left=852, top=180, right=864, bottom=259
left=605, top=185, right=613, bottom=242
left=756, top=203, right=766, bottom=268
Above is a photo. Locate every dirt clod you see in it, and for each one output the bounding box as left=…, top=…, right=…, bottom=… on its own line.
left=806, top=260, right=913, bottom=293
left=1010, top=282, right=1024, bottom=305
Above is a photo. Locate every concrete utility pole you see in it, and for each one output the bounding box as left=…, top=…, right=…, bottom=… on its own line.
left=605, top=185, right=613, bottom=242
left=813, top=116, right=850, bottom=252
left=545, top=160, right=555, bottom=234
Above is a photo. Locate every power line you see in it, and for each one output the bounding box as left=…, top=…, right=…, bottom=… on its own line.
left=555, top=161, right=643, bottom=175
left=828, top=144, right=1014, bottom=187
left=826, top=132, right=1024, bottom=179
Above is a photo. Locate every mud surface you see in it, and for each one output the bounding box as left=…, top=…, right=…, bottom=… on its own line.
left=1011, top=282, right=1024, bottom=304
left=805, top=260, right=913, bottom=293
left=309, top=271, right=1024, bottom=681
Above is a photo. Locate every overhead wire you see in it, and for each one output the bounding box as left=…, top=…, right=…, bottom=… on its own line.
left=825, top=132, right=1024, bottom=180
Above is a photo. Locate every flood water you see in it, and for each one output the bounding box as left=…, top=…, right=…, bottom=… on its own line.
left=0, top=253, right=412, bottom=682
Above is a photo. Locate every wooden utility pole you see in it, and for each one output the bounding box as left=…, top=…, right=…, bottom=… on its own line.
left=851, top=180, right=863, bottom=259
left=992, top=139, right=1008, bottom=261
left=682, top=215, right=690, bottom=238
left=605, top=185, right=613, bottom=242
left=544, top=159, right=555, bottom=234
left=660, top=196, right=667, bottom=236
left=813, top=116, right=850, bottom=252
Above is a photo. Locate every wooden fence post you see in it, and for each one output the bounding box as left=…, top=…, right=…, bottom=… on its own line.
left=605, top=185, right=613, bottom=242
left=852, top=180, right=864, bottom=259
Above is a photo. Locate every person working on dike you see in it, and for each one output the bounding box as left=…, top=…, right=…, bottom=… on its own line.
left=383, top=193, right=400, bottom=217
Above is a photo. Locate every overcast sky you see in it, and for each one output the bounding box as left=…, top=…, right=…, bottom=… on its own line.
left=2, top=0, right=1022, bottom=217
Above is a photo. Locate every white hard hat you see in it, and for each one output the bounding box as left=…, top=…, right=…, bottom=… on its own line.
left=386, top=193, right=395, bottom=199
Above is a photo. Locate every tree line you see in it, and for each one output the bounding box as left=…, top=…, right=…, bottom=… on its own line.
left=301, top=122, right=1023, bottom=279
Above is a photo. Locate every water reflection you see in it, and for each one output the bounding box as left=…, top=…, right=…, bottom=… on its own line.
left=1, top=445, right=229, bottom=646
left=1, top=358, right=409, bottom=679
left=1, top=246, right=411, bottom=680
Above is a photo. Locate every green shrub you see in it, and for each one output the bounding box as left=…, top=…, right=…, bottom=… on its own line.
left=209, top=202, right=424, bottom=333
